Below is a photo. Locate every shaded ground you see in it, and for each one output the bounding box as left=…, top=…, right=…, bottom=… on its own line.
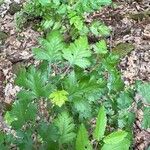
left=0, top=0, right=150, bottom=149
left=0, top=0, right=41, bottom=108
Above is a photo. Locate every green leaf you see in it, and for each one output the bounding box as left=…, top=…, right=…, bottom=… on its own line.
left=65, top=72, right=102, bottom=100
left=0, top=132, right=11, bottom=149
left=69, top=11, right=84, bottom=31
left=0, top=132, right=5, bottom=145
left=99, top=0, right=112, bottom=5
left=118, top=111, right=135, bottom=129
left=137, top=82, right=150, bottom=104
left=107, top=69, right=124, bottom=92
left=4, top=112, right=16, bottom=125
left=15, top=66, right=52, bottom=98
left=76, top=124, right=93, bottom=150
left=63, top=36, right=91, bottom=68
left=49, top=90, right=69, bottom=107
left=98, top=24, right=110, bottom=36
left=101, top=137, right=130, bottom=150
left=15, top=130, right=34, bottom=149
left=33, top=30, right=64, bottom=62
left=117, top=91, right=133, bottom=109
left=142, top=107, right=150, bottom=129
left=38, top=0, right=50, bottom=6
left=90, top=22, right=99, bottom=36
left=73, top=99, right=92, bottom=120
left=103, top=130, right=128, bottom=144
left=55, top=112, right=76, bottom=144
left=8, top=91, right=37, bottom=129
left=93, top=40, right=108, bottom=54
left=90, top=21, right=110, bottom=37
left=75, top=0, right=111, bottom=13
left=38, top=122, right=59, bottom=143
left=93, top=105, right=107, bottom=141
left=52, top=0, right=60, bottom=5
left=102, top=54, right=120, bottom=71
left=42, top=20, right=54, bottom=29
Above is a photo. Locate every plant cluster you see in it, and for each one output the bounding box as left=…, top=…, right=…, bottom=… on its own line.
left=1, top=0, right=150, bottom=150
left=15, top=0, right=110, bottom=39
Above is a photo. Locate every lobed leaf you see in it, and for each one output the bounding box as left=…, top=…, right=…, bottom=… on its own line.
left=63, top=36, right=91, bottom=68
left=49, top=90, right=69, bottom=107
left=33, top=30, right=65, bottom=62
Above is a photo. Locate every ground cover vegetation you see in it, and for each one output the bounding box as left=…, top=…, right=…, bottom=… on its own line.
left=0, top=0, right=150, bottom=149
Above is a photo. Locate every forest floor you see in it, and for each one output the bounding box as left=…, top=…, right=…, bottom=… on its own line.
left=0, top=0, right=150, bottom=149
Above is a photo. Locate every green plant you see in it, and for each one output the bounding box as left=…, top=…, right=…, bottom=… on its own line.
left=1, top=0, right=145, bottom=149
left=1, top=29, right=136, bottom=149
left=136, top=81, right=150, bottom=129
left=15, top=0, right=111, bottom=38
left=75, top=106, right=131, bottom=150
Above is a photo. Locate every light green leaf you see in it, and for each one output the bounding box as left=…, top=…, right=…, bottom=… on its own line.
left=52, top=0, right=60, bottom=5
left=93, top=105, right=107, bottom=141
left=98, top=24, right=110, bottom=36
left=38, top=0, right=50, bottom=6
left=90, top=21, right=110, bottom=37
left=70, top=14, right=84, bottom=30
left=99, top=0, right=112, bottom=5
left=4, top=112, right=16, bottom=125
left=93, top=40, right=108, bottom=54
left=103, top=130, right=128, bottom=144
left=76, top=124, right=93, bottom=150
left=101, top=137, right=130, bottom=150
left=142, top=107, right=150, bottom=129
left=137, top=82, right=150, bottom=104
left=75, top=0, right=111, bottom=13
left=63, top=36, right=91, bottom=68
left=49, top=90, right=69, bottom=107
left=42, top=20, right=54, bottom=29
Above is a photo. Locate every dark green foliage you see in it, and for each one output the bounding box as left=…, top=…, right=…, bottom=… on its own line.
left=54, top=112, right=76, bottom=144
left=2, top=0, right=147, bottom=149
left=3, top=30, right=135, bottom=148
left=33, top=31, right=65, bottom=62
left=15, top=66, right=52, bottom=98
left=15, top=0, right=111, bottom=38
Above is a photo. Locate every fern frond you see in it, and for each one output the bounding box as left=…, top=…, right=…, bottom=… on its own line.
left=55, top=112, right=76, bottom=144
